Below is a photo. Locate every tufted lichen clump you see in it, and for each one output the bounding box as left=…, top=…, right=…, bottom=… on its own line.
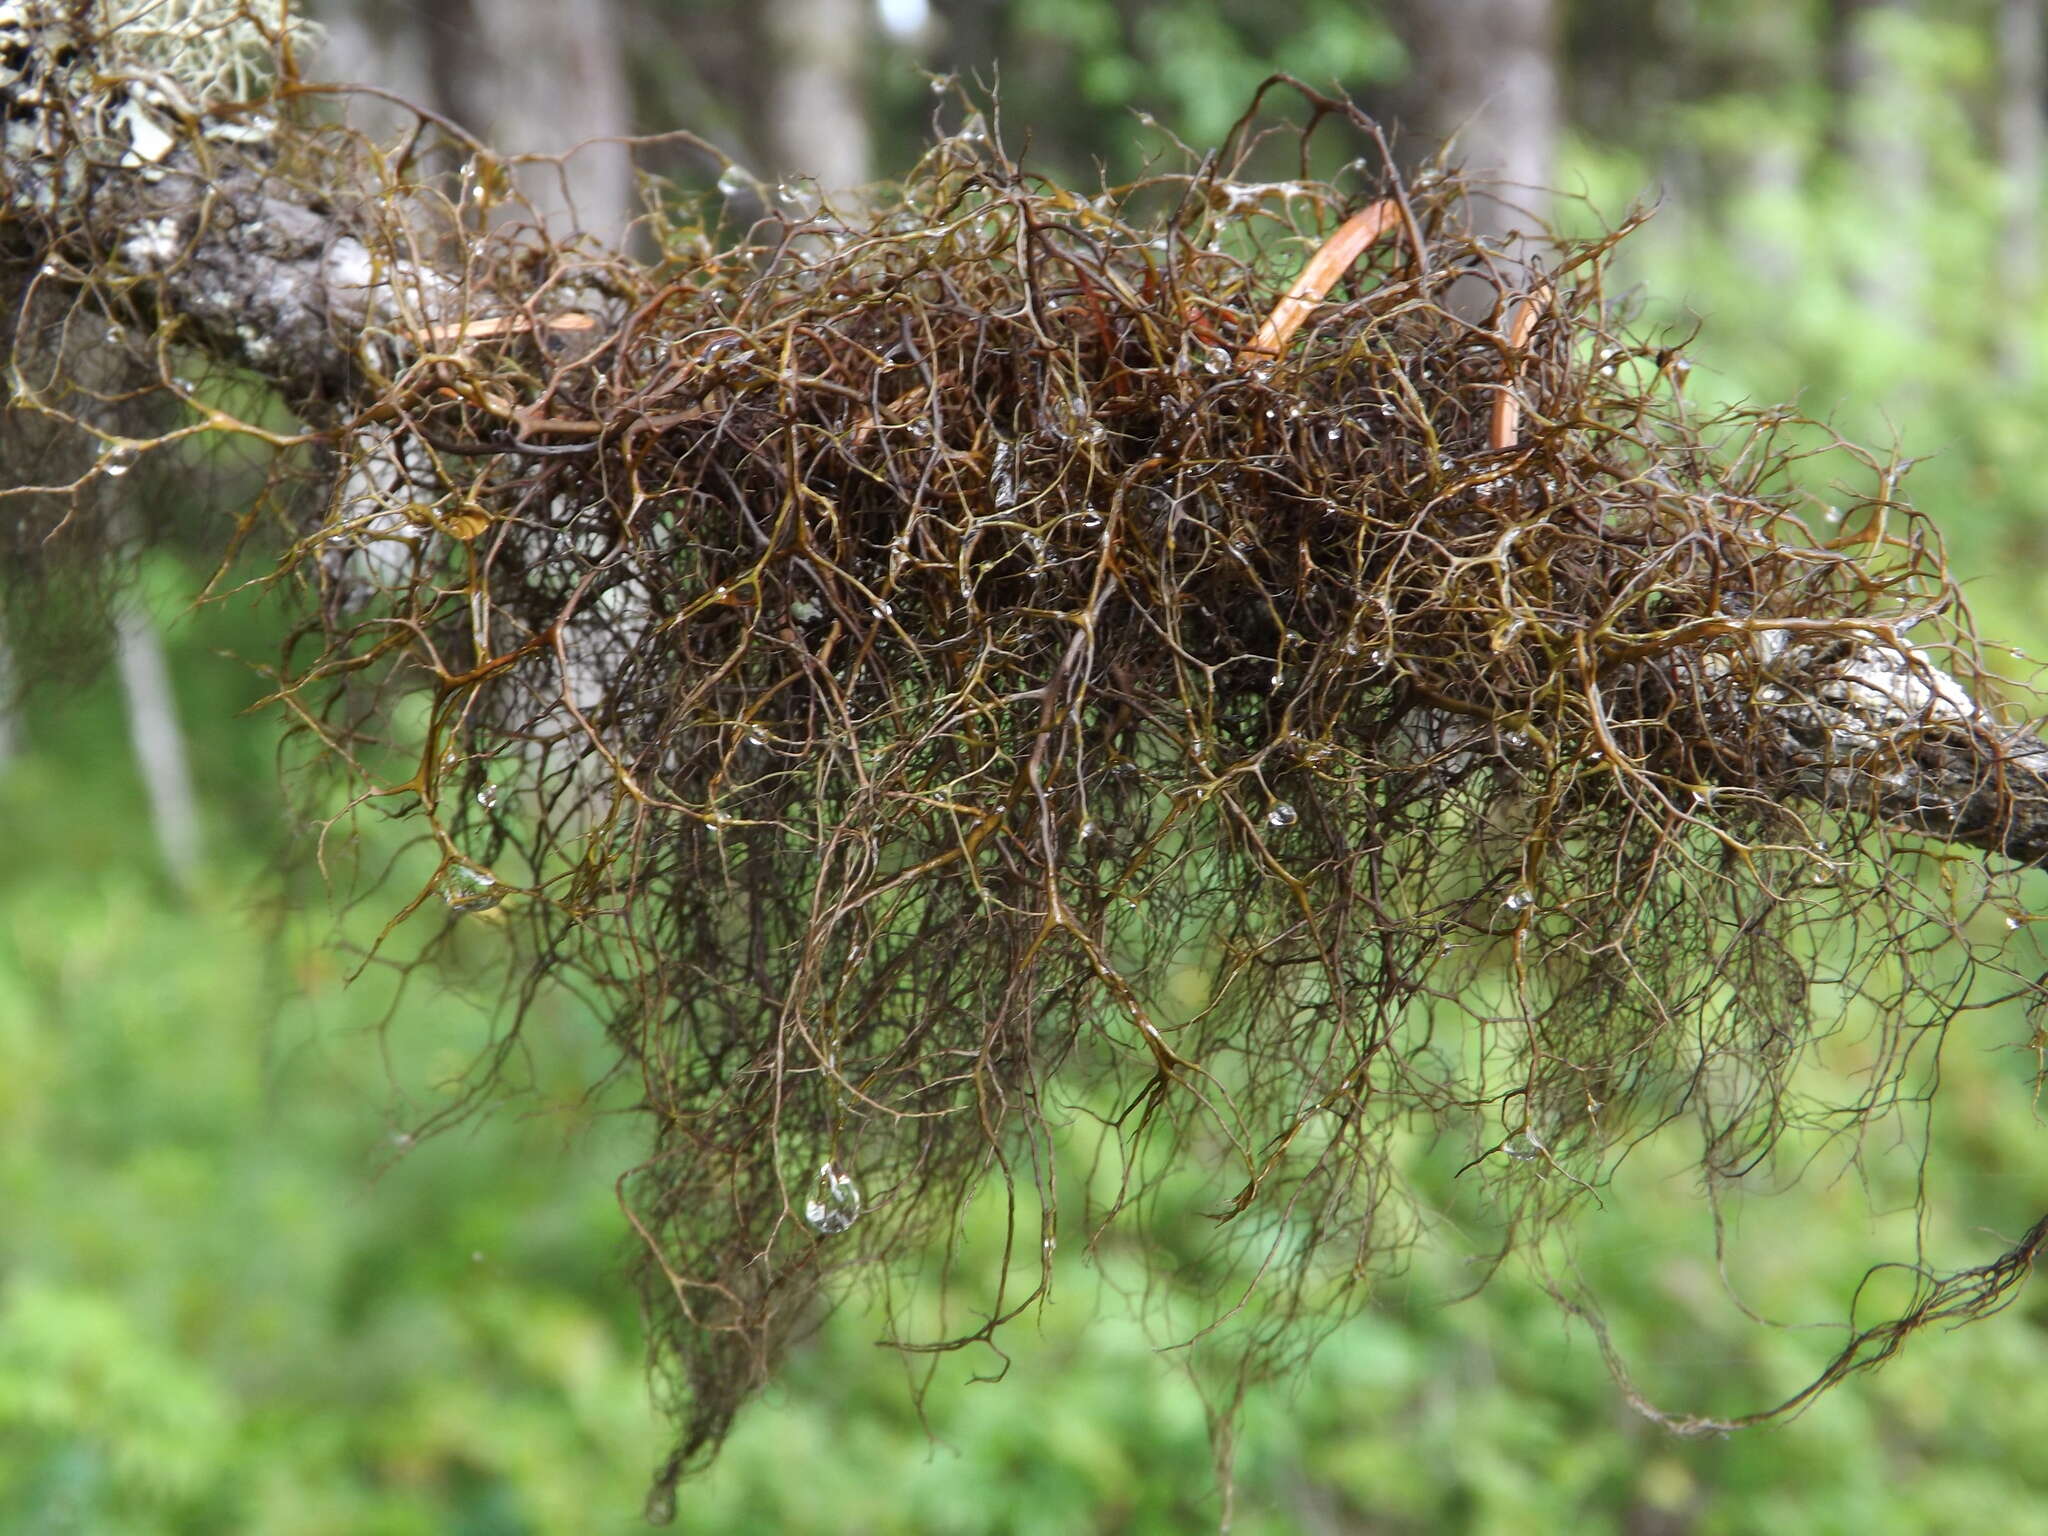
left=6, top=22, right=2048, bottom=1511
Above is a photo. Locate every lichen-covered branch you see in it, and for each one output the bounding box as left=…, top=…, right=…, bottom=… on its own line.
left=9, top=0, right=2048, bottom=1508
left=8, top=1, right=2045, bottom=871
left=4, top=0, right=366, bottom=405
left=1770, top=634, right=2048, bottom=865
left=3, top=0, right=611, bottom=419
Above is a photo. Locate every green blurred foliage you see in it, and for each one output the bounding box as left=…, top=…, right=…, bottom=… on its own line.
left=12, top=0, right=2048, bottom=1530
left=1564, top=2, right=2048, bottom=658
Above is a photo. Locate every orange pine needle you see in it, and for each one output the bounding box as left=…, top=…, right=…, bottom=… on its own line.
left=410, top=311, right=599, bottom=344
left=1488, top=280, right=1551, bottom=452
left=1240, top=198, right=1402, bottom=362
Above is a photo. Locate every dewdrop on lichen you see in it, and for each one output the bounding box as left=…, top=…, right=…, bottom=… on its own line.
left=804, top=1162, right=861, bottom=1235
left=1503, top=887, right=1534, bottom=912
left=1267, top=802, right=1297, bottom=828
left=438, top=862, right=502, bottom=913
left=1502, top=1132, right=1544, bottom=1162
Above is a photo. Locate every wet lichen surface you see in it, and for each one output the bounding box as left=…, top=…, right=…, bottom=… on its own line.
left=7, top=32, right=2048, bottom=1510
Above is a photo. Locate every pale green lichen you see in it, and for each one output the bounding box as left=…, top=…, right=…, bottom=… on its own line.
left=93, top=0, right=322, bottom=108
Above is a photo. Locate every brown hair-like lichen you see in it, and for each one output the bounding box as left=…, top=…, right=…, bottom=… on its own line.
left=7, top=36, right=2047, bottom=1513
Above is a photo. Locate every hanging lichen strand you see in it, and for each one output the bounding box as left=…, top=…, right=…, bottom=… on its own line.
left=7, top=11, right=2048, bottom=1508
left=308, top=97, right=2044, bottom=1500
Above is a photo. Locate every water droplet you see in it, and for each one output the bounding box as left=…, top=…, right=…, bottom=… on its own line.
left=1266, top=802, right=1297, bottom=828
left=1079, top=510, right=1103, bottom=529
left=101, top=446, right=137, bottom=478
left=1325, top=427, right=1340, bottom=442
left=871, top=601, right=893, bottom=618
left=716, top=164, right=753, bottom=199
left=2006, top=914, right=2023, bottom=930
left=804, top=1161, right=862, bottom=1235
left=1502, top=1132, right=1544, bottom=1162
left=474, top=781, right=499, bottom=811
left=1502, top=887, right=1534, bottom=913
left=929, top=77, right=947, bottom=95
left=438, top=862, right=502, bottom=913
left=1079, top=819, right=1098, bottom=840
left=1823, top=506, right=1843, bottom=525
left=1203, top=345, right=1230, bottom=374
left=104, top=326, right=122, bottom=345
left=1757, top=685, right=1786, bottom=704
left=1269, top=671, right=1286, bottom=688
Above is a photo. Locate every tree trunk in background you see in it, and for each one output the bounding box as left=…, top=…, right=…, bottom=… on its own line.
left=1733, top=140, right=1803, bottom=291
left=1997, top=0, right=2043, bottom=378
left=114, top=594, right=201, bottom=889
left=308, top=0, right=433, bottom=133
left=1385, top=0, right=1559, bottom=245
left=1834, top=0, right=1925, bottom=324
left=314, top=0, right=637, bottom=243
left=933, top=0, right=1000, bottom=89
left=752, top=0, right=874, bottom=194
left=0, top=630, right=18, bottom=769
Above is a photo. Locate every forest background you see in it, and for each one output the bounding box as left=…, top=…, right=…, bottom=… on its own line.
left=8, top=0, right=2048, bottom=1531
